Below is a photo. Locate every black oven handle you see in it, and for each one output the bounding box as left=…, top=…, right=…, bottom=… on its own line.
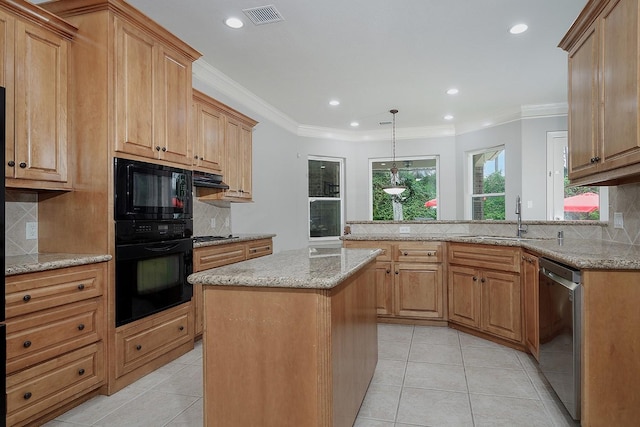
left=116, top=238, right=193, bottom=261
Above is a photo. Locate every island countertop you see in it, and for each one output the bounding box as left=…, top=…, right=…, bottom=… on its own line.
left=187, top=247, right=381, bottom=289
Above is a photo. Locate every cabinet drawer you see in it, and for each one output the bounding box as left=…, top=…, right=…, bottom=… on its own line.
left=6, top=299, right=103, bottom=374
left=194, top=242, right=246, bottom=271
left=6, top=342, right=104, bottom=427
left=6, top=263, right=105, bottom=318
left=395, top=241, right=442, bottom=263
left=343, top=241, right=392, bottom=261
left=448, top=243, right=520, bottom=273
left=246, top=238, right=273, bottom=259
left=115, top=303, right=193, bottom=378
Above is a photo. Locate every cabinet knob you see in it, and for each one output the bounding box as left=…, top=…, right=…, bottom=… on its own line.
left=395, top=270, right=399, bottom=275
left=481, top=278, right=486, bottom=283
left=403, top=252, right=408, bottom=256
left=594, top=156, right=601, bottom=162
left=7, top=160, right=15, bottom=167
left=78, top=324, right=85, bottom=331
left=194, top=155, right=199, bottom=159
left=23, top=340, right=32, bottom=348
left=473, top=276, right=478, bottom=281
left=162, top=147, right=167, bottom=152
left=78, top=368, right=85, bottom=376
left=136, top=344, right=142, bottom=351
left=23, top=294, right=31, bottom=302
left=386, top=269, right=391, bottom=274
left=78, top=284, right=85, bottom=290
left=23, top=392, right=32, bottom=400
left=19, top=162, right=27, bottom=168
left=179, top=326, right=184, bottom=331
left=155, top=146, right=161, bottom=151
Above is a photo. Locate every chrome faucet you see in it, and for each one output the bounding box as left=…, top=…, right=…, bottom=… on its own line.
left=516, top=195, right=528, bottom=238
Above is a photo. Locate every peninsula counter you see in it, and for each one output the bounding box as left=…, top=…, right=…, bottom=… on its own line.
left=188, top=247, right=381, bottom=427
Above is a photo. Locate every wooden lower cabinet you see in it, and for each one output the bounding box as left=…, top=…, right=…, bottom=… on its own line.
left=193, top=238, right=274, bottom=335
left=4, top=262, right=107, bottom=426
left=343, top=240, right=445, bottom=320
left=521, top=252, right=539, bottom=359
left=114, top=303, right=193, bottom=379
left=448, top=243, right=522, bottom=343
left=7, top=342, right=104, bottom=427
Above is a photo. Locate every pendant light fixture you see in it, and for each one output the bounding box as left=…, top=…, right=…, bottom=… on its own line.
left=383, top=109, right=406, bottom=195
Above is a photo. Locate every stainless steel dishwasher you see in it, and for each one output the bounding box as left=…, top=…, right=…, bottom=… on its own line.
left=538, top=257, right=582, bottom=421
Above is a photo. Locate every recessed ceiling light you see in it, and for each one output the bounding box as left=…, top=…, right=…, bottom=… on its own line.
left=509, top=23, right=528, bottom=34
left=444, top=115, right=454, bottom=121
left=446, top=88, right=459, bottom=95
left=225, top=17, right=244, bottom=29
left=329, top=100, right=340, bottom=106
left=350, top=121, right=359, bottom=127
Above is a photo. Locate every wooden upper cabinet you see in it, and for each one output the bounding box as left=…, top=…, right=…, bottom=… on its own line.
left=192, top=89, right=224, bottom=172
left=561, top=0, right=640, bottom=185
left=114, top=18, right=193, bottom=166
left=0, top=3, right=76, bottom=189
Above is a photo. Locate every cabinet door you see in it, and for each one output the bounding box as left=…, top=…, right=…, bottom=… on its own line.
left=156, top=45, right=192, bottom=165
left=599, top=0, right=640, bottom=171
left=375, top=261, right=393, bottom=316
left=239, top=123, right=253, bottom=199
left=114, top=18, right=157, bottom=159
left=567, top=22, right=599, bottom=179
left=481, top=269, right=522, bottom=342
left=522, top=254, right=539, bottom=360
left=223, top=117, right=241, bottom=196
left=0, top=10, right=15, bottom=180
left=448, top=265, right=481, bottom=328
left=193, top=283, right=203, bottom=336
left=395, top=262, right=444, bottom=319
left=13, top=19, right=68, bottom=182
left=193, top=101, right=223, bottom=172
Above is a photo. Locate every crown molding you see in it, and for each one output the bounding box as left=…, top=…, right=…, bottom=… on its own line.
left=194, top=59, right=567, bottom=141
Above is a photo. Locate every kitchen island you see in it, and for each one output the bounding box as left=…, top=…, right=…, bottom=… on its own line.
left=188, top=247, right=381, bottom=427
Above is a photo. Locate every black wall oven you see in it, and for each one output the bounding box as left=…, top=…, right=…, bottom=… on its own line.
left=114, top=158, right=193, bottom=327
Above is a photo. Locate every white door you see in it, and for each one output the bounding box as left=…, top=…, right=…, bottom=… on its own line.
left=546, top=131, right=567, bottom=220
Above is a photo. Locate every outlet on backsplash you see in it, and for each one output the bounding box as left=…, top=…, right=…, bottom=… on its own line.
left=224, top=217, right=229, bottom=228
left=614, top=212, right=624, bottom=229
left=210, top=218, right=216, bottom=229
left=26, top=222, right=38, bottom=240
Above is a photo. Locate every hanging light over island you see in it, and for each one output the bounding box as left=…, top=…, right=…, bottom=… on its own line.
left=383, top=109, right=406, bottom=195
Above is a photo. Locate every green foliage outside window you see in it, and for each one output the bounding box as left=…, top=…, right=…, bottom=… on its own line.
left=372, top=167, right=437, bottom=220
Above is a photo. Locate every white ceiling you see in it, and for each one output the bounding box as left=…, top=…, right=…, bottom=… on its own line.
left=90, top=1, right=589, bottom=134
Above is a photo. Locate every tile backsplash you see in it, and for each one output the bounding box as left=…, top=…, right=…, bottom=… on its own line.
left=5, top=190, right=38, bottom=256
left=604, top=182, right=640, bottom=245
left=192, top=198, right=232, bottom=237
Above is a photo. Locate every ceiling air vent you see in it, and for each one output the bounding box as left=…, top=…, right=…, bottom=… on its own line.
left=242, top=5, right=284, bottom=25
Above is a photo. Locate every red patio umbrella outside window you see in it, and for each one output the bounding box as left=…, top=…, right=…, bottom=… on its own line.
left=564, top=192, right=599, bottom=213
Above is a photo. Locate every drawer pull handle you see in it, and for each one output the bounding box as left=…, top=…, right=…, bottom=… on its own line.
left=136, top=344, right=142, bottom=351
left=78, top=368, right=85, bottom=376
left=78, top=324, right=85, bottom=331
left=23, top=340, right=32, bottom=348
left=23, top=294, right=31, bottom=302
left=78, top=284, right=85, bottom=290
left=23, top=392, right=32, bottom=400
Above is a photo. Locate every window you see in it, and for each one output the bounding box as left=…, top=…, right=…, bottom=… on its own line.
left=308, top=156, right=344, bottom=239
left=468, top=147, right=505, bottom=220
left=370, top=156, right=439, bottom=220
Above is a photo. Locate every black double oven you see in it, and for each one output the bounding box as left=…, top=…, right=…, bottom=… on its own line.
left=114, top=158, right=193, bottom=327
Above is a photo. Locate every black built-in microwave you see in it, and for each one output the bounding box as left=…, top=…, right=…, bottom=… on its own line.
left=114, top=157, right=193, bottom=222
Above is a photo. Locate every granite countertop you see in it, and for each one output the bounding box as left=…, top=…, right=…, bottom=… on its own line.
left=342, top=234, right=640, bottom=270
left=192, top=233, right=276, bottom=248
left=188, top=247, right=381, bottom=289
left=5, top=253, right=112, bottom=276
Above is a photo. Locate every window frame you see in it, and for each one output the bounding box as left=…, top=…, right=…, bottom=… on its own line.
left=466, top=145, right=506, bottom=220
left=307, top=155, right=345, bottom=241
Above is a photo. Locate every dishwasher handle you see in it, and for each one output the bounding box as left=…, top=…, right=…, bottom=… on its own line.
left=541, top=267, right=581, bottom=292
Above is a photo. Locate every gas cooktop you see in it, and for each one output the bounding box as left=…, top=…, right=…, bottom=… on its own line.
left=192, top=235, right=239, bottom=243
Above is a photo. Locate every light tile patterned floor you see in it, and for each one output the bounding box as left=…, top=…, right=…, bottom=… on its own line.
left=44, top=324, right=580, bottom=426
